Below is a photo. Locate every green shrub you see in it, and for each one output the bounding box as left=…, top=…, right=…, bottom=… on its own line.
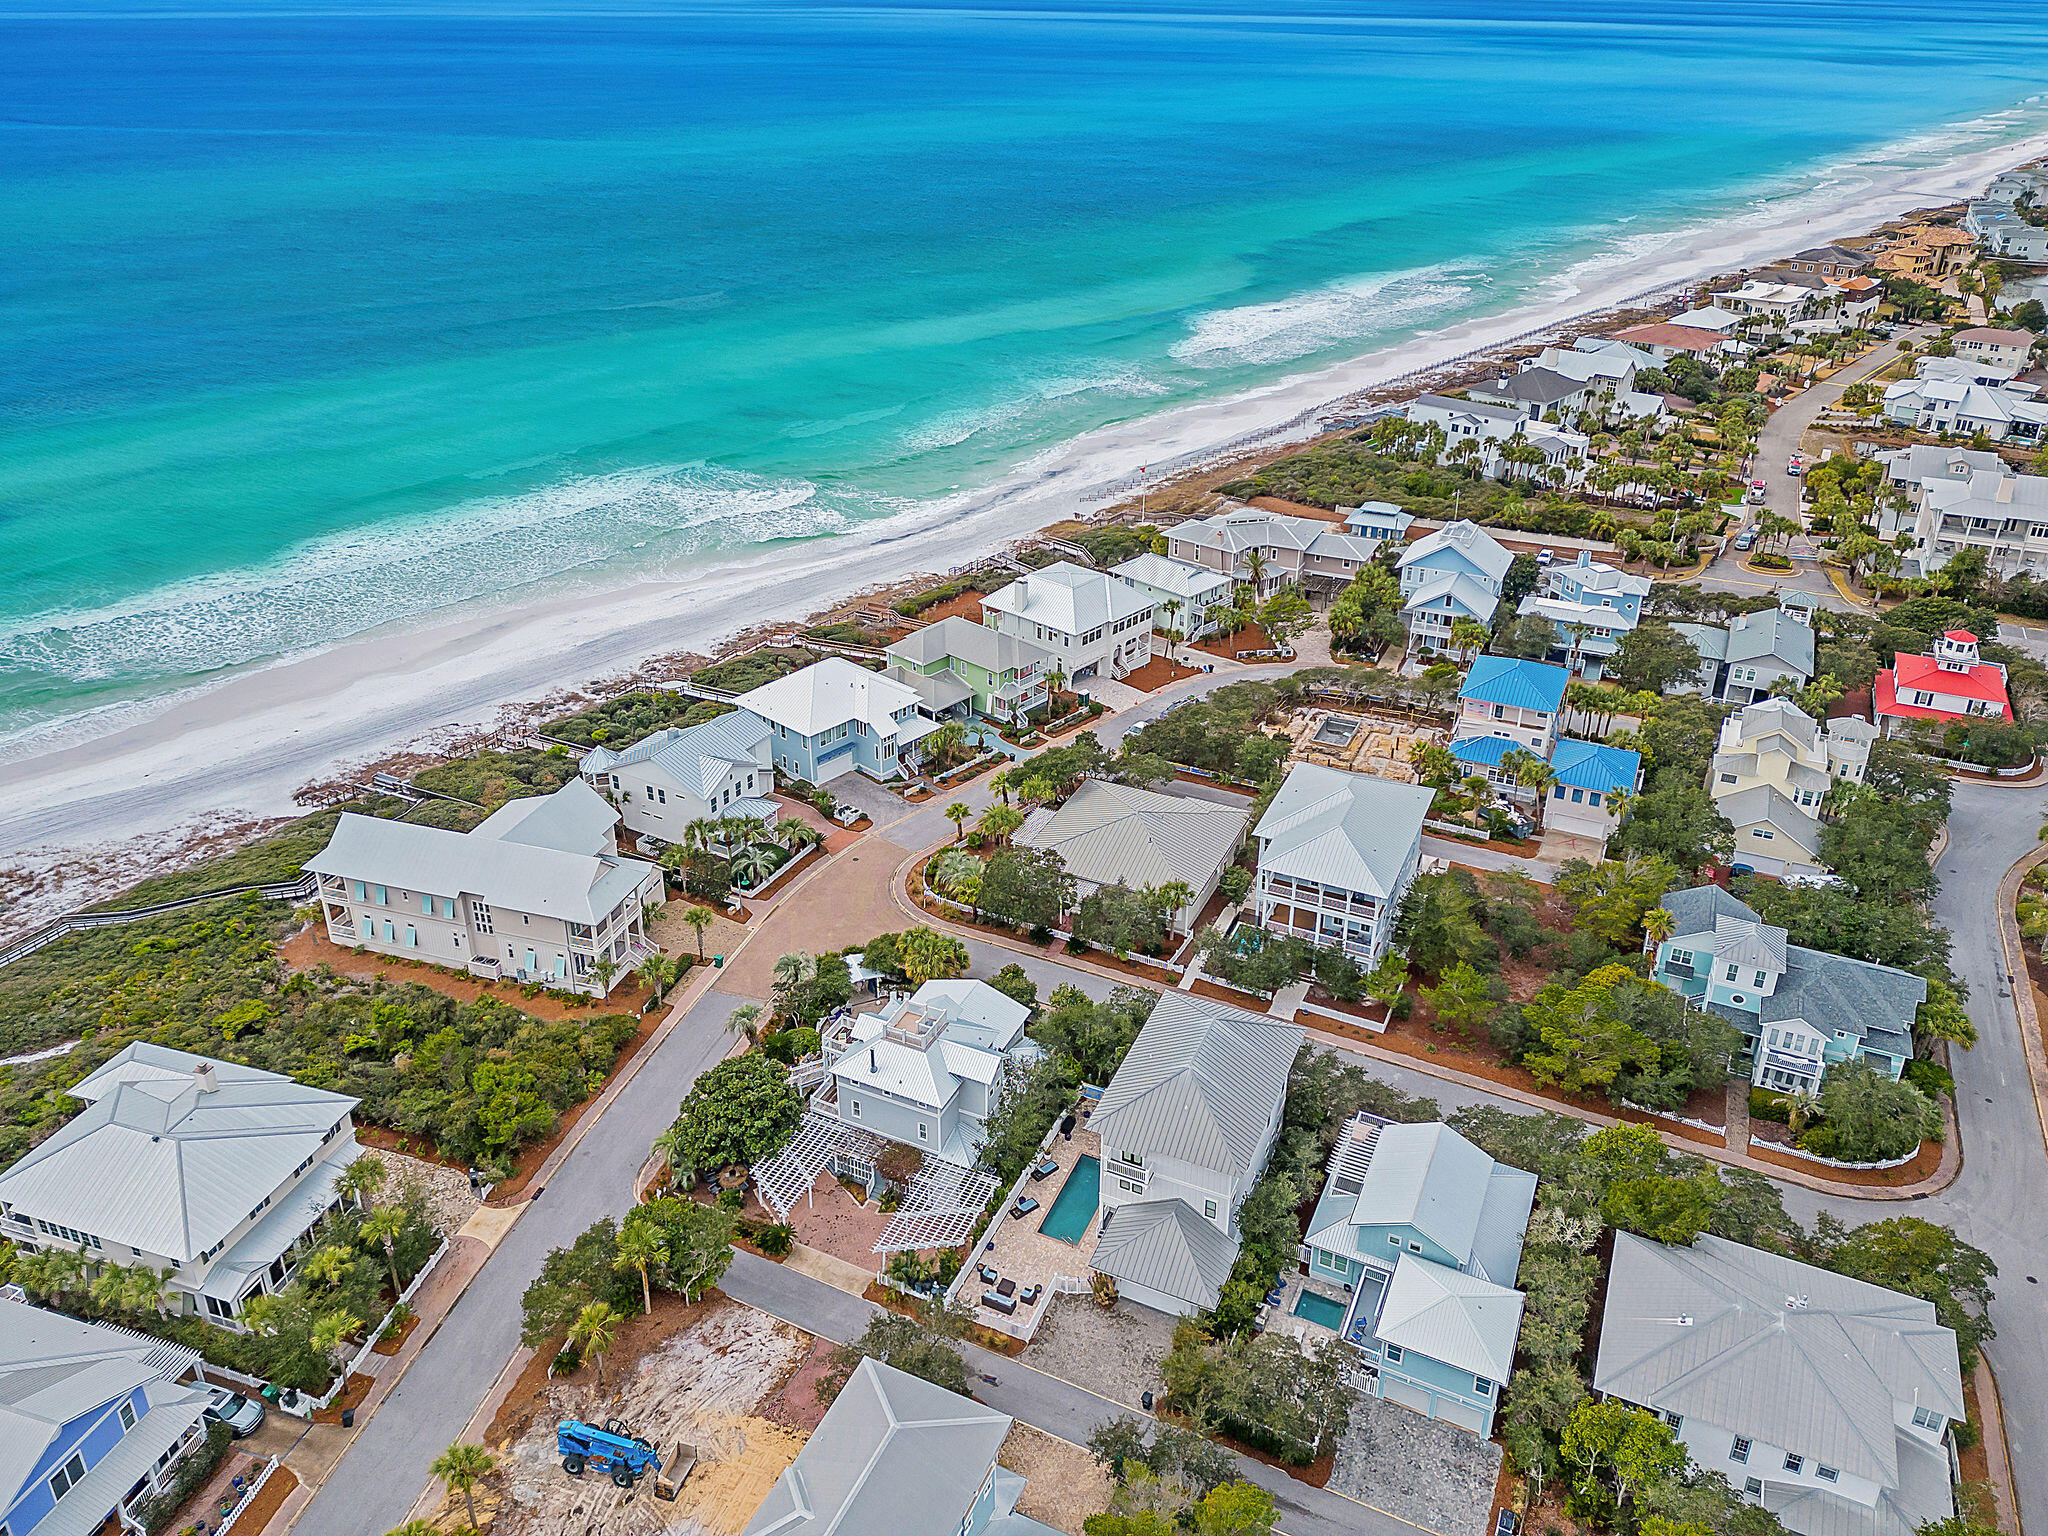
left=1748, top=1087, right=1791, bottom=1124
left=1903, top=1057, right=1954, bottom=1100
left=134, top=1423, right=233, bottom=1533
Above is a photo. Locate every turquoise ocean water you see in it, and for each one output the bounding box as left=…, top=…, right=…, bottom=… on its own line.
left=2, top=0, right=2047, bottom=745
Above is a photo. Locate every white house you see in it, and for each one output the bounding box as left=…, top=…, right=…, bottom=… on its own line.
left=1881, top=374, right=2048, bottom=443
left=735, top=657, right=940, bottom=783
left=1088, top=995, right=1303, bottom=1316
left=810, top=980, right=1038, bottom=1167
left=307, top=779, right=665, bottom=993
left=981, top=562, right=1155, bottom=683
left=1162, top=508, right=1386, bottom=604
left=1406, top=395, right=1590, bottom=482
left=1109, top=552, right=1234, bottom=640
left=1596, top=1233, right=1962, bottom=1536
left=1395, top=519, right=1515, bottom=649
left=1914, top=468, right=2048, bottom=579
left=580, top=711, right=777, bottom=847
left=0, top=1044, right=361, bottom=1328
left=1874, top=630, right=2013, bottom=734
left=1249, top=763, right=1434, bottom=964
left=1950, top=326, right=2036, bottom=374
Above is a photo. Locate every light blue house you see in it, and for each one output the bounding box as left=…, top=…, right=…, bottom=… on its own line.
left=1296, top=1118, right=1535, bottom=1436
left=1543, top=738, right=1642, bottom=848
left=733, top=658, right=940, bottom=785
left=1515, top=550, right=1651, bottom=678
left=742, top=1356, right=1059, bottom=1536
left=1450, top=656, right=1569, bottom=800
left=1648, top=885, right=1925, bottom=1093
left=1342, top=502, right=1416, bottom=542
left=1395, top=520, right=1514, bottom=650
left=1, top=1300, right=211, bottom=1536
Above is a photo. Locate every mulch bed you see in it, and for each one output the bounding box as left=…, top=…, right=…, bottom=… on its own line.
left=280, top=928, right=654, bottom=1022
left=1192, top=623, right=1275, bottom=660
left=371, top=1313, right=421, bottom=1356
left=863, top=1282, right=1027, bottom=1356
left=1061, top=944, right=1179, bottom=987
left=228, top=1465, right=298, bottom=1536
left=1118, top=656, right=1206, bottom=692
left=1745, top=1136, right=1942, bottom=1186
left=1162, top=1412, right=1332, bottom=1489
left=311, top=1373, right=373, bottom=1423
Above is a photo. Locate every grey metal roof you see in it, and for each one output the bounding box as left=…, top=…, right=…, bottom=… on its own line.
left=1714, top=784, right=1821, bottom=858
left=1402, top=569, right=1501, bottom=623
left=1758, top=944, right=1926, bottom=1045
left=468, top=776, right=618, bottom=855
left=1254, top=763, right=1434, bottom=901
left=1724, top=610, right=1817, bottom=674
left=1013, top=780, right=1248, bottom=899
left=1764, top=1429, right=1952, bottom=1536
left=0, top=1044, right=357, bottom=1264
left=1092, top=994, right=1301, bottom=1177
left=307, top=787, right=658, bottom=925
left=742, top=1356, right=1012, bottom=1536
left=1349, top=1123, right=1490, bottom=1262
left=1711, top=914, right=1789, bottom=973
left=1089, top=1198, right=1241, bottom=1312
left=582, top=711, right=772, bottom=799
left=887, top=664, right=976, bottom=714
left=1472, top=367, right=1582, bottom=406
left=884, top=615, right=1053, bottom=675
left=1376, top=1254, right=1525, bottom=1382
left=1594, top=1233, right=1963, bottom=1488
left=982, top=562, right=1153, bottom=637
left=1660, top=884, right=1763, bottom=937
left=0, top=1299, right=206, bottom=1514
left=1112, top=552, right=1233, bottom=604
left=1396, top=519, right=1516, bottom=583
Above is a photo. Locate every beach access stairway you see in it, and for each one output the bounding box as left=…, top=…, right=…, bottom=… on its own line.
left=0, top=872, right=320, bottom=971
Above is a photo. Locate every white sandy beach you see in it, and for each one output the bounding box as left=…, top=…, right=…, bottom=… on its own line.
left=3, top=127, right=2046, bottom=880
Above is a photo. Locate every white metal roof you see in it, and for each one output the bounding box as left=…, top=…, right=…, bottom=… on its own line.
left=1089, top=1198, right=1240, bottom=1313
left=1013, top=780, right=1248, bottom=899
left=1110, top=552, right=1234, bottom=603
left=0, top=1044, right=357, bottom=1264
left=582, top=711, right=772, bottom=799
left=1253, top=763, right=1433, bottom=901
left=1376, top=1253, right=1525, bottom=1382
left=467, top=776, right=618, bottom=855
left=981, top=562, right=1153, bottom=637
left=1396, top=520, right=1515, bottom=583
left=884, top=616, right=1054, bottom=675
left=735, top=657, right=926, bottom=740
left=306, top=787, right=657, bottom=925
left=1092, top=994, right=1301, bottom=1176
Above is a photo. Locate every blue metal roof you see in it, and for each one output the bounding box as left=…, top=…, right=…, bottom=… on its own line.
left=1449, top=736, right=1519, bottom=768
left=1458, top=656, right=1569, bottom=713
left=1551, top=738, right=1641, bottom=795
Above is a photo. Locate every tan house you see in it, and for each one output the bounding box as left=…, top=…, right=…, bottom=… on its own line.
left=1874, top=222, right=1974, bottom=279
left=306, top=779, right=664, bottom=994
left=1708, top=700, right=1872, bottom=881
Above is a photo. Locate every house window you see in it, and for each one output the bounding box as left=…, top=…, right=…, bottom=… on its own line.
left=1753, top=970, right=1766, bottom=987
left=1725, top=964, right=1739, bottom=982
left=1754, top=828, right=1774, bottom=841
left=382, top=920, right=395, bottom=943
left=1383, top=1344, right=1404, bottom=1364
left=1204, top=1201, right=1218, bottom=1220
left=1744, top=1479, right=1763, bottom=1500
left=1664, top=1412, right=1682, bottom=1431
left=1719, top=773, right=1738, bottom=784
left=849, top=1099, right=861, bottom=1119
left=1570, top=789, right=1584, bottom=803
left=51, top=1453, right=88, bottom=1500
left=1474, top=1376, right=1494, bottom=1397
left=1783, top=1454, right=1804, bottom=1474
left=1731, top=1438, right=1751, bottom=1464
left=374, top=885, right=388, bottom=905
left=120, top=1401, right=137, bottom=1431
left=1817, top=1466, right=1839, bottom=1483
left=1408, top=1241, right=1422, bottom=1252
left=1388, top=1235, right=1402, bottom=1245
left=1912, top=1406, right=1943, bottom=1430
left=473, top=902, right=494, bottom=934
left=1668, top=949, right=1692, bottom=967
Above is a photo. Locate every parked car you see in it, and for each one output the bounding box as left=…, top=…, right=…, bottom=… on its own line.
left=1787, top=461, right=1802, bottom=477
left=1535, top=549, right=1555, bottom=566
left=205, top=1389, right=266, bottom=1438
left=1733, top=530, right=1755, bottom=551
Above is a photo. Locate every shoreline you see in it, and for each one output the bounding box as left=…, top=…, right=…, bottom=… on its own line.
left=3, top=124, right=2046, bottom=887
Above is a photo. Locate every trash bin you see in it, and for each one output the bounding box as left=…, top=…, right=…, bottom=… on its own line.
left=714, top=954, right=724, bottom=968
left=340, top=1408, right=355, bottom=1428
left=1141, top=1391, right=1154, bottom=1411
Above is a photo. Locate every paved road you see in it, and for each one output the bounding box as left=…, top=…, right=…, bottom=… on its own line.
left=720, top=1250, right=1422, bottom=1536
left=1778, top=777, right=2048, bottom=1531
left=291, top=989, right=746, bottom=1536
left=1748, top=339, right=1910, bottom=530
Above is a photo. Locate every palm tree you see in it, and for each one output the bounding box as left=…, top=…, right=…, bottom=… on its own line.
left=568, top=1302, right=621, bottom=1394
left=987, top=768, right=1013, bottom=806
left=1642, top=906, right=1677, bottom=951
left=90, top=1264, right=128, bottom=1316
left=681, top=818, right=720, bottom=854
left=430, top=1443, right=496, bottom=1534
left=385, top=1521, right=441, bottom=1536
left=335, top=1155, right=388, bottom=1212
left=613, top=1225, right=667, bottom=1315
left=771, top=951, right=815, bottom=998
left=1045, top=664, right=1068, bottom=702
left=730, top=843, right=778, bottom=889
left=945, top=801, right=972, bottom=842
left=1506, top=749, right=1558, bottom=829
left=310, top=1308, right=357, bottom=1374
left=636, top=951, right=681, bottom=1005
left=726, top=1002, right=764, bottom=1046
left=364, top=1206, right=406, bottom=1297
left=772, top=817, right=813, bottom=850
left=680, top=906, right=715, bottom=960
left=124, top=1265, right=172, bottom=1319
left=302, top=1245, right=356, bottom=1292
left=1448, top=616, right=1489, bottom=664
left=1157, top=598, right=1182, bottom=660
left=978, top=804, right=1024, bottom=845
left=590, top=954, right=621, bottom=995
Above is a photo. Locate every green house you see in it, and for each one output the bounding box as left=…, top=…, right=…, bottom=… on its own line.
left=883, top=616, right=1054, bottom=723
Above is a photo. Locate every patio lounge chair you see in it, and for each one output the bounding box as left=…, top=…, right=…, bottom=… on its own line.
left=983, top=1290, right=1017, bottom=1315
left=1011, top=1196, right=1040, bottom=1219
left=1029, top=1157, right=1060, bottom=1181
left=978, top=1263, right=1000, bottom=1285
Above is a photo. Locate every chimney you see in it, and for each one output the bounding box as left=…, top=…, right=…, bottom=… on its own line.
left=870, top=1048, right=878, bottom=1073
left=193, top=1062, right=218, bottom=1094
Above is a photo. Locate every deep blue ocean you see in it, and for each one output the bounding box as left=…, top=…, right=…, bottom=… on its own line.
left=2, top=0, right=2046, bottom=742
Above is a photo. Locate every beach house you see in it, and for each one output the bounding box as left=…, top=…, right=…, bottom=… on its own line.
left=742, top=1356, right=1060, bottom=1536
left=980, top=562, right=1155, bottom=683
left=579, top=711, right=777, bottom=846
left=307, top=779, right=665, bottom=993
left=1341, top=502, right=1415, bottom=542
left=735, top=656, right=940, bottom=783
left=1882, top=371, right=2048, bottom=443
left=1707, top=700, right=1871, bottom=881
left=0, top=1300, right=212, bottom=1536
left=881, top=615, right=1053, bottom=723
left=1404, top=397, right=1590, bottom=483
left=1874, top=630, right=2012, bottom=735
left=1298, top=1117, right=1535, bottom=1435
left=1395, top=519, right=1514, bottom=650
left=1108, top=552, right=1234, bottom=642
left=1514, top=550, right=1650, bottom=678
left=1910, top=468, right=2048, bottom=580
left=0, top=1044, right=361, bottom=1327
left=1160, top=507, right=1384, bottom=605
left=1951, top=326, right=2037, bottom=373
left=809, top=980, right=1038, bottom=1167
left=1672, top=606, right=1816, bottom=704
left=1013, top=779, right=1249, bottom=935
left=1595, top=1233, right=1961, bottom=1536
left=1607, top=321, right=1730, bottom=363
left=1647, top=884, right=1924, bottom=1090
left=1088, top=995, right=1303, bottom=1316
left=1447, top=656, right=1568, bottom=800
left=1248, top=763, right=1432, bottom=964
left=1543, top=739, right=1642, bottom=849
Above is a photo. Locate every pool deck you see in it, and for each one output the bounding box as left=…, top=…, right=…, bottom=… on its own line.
left=1262, top=1266, right=1362, bottom=1350
left=966, top=1124, right=1102, bottom=1336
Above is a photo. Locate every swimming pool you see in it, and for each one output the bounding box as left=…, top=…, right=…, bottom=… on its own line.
left=1039, top=1155, right=1100, bottom=1244
left=1292, top=1290, right=1349, bottom=1330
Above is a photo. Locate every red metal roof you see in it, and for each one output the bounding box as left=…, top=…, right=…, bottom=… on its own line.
left=1942, top=629, right=1977, bottom=643
left=1875, top=655, right=2012, bottom=721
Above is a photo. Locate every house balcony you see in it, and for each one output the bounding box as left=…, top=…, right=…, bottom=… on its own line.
left=1104, top=1156, right=1150, bottom=1194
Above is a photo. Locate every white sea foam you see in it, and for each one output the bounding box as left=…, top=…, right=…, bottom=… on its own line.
left=1170, top=265, right=1480, bottom=367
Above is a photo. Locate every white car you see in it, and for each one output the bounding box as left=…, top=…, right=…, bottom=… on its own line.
left=205, top=1389, right=266, bottom=1437
left=1780, top=870, right=1844, bottom=890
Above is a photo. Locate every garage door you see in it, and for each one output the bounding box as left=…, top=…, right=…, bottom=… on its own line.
left=1383, top=1377, right=1431, bottom=1416
left=1436, top=1396, right=1487, bottom=1434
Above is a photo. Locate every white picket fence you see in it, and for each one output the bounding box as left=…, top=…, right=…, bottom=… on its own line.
left=215, top=1457, right=282, bottom=1536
